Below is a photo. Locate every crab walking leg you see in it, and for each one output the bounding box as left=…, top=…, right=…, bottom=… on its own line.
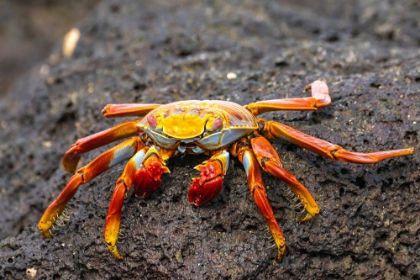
left=251, top=136, right=320, bottom=222
left=104, top=148, right=147, bottom=259
left=102, top=103, right=161, bottom=118
left=105, top=146, right=173, bottom=259
left=63, top=120, right=140, bottom=172
left=239, top=149, right=286, bottom=260
left=104, top=146, right=173, bottom=259
left=262, top=121, right=414, bottom=163
left=245, top=80, right=331, bottom=115
left=188, top=150, right=230, bottom=206
left=38, top=137, right=143, bottom=239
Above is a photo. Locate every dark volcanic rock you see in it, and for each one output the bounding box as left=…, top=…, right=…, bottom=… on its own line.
left=0, top=0, right=419, bottom=279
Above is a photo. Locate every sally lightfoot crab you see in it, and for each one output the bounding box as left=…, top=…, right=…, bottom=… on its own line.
left=38, top=80, right=414, bottom=259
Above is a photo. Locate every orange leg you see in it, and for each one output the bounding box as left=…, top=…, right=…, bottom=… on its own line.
left=245, top=80, right=331, bottom=115
left=262, top=121, right=414, bottom=163
left=235, top=145, right=286, bottom=260
left=104, top=181, right=127, bottom=259
left=188, top=150, right=230, bottom=206
left=104, top=148, right=147, bottom=259
left=102, top=103, right=161, bottom=118
left=63, top=120, right=140, bottom=172
left=251, top=136, right=320, bottom=222
left=104, top=146, right=172, bottom=259
left=38, top=137, right=143, bottom=239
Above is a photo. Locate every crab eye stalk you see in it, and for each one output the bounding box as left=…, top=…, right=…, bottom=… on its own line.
left=212, top=117, right=223, bottom=130
left=147, top=115, right=157, bottom=128
left=206, top=117, right=223, bottom=132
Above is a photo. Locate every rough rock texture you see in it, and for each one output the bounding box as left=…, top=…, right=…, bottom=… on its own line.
left=0, top=0, right=419, bottom=279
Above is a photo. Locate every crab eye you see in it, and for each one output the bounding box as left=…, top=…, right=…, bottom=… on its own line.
left=211, top=117, right=223, bottom=131
left=147, top=115, right=157, bottom=128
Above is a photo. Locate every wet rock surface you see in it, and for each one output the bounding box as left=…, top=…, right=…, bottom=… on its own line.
left=0, top=0, right=419, bottom=279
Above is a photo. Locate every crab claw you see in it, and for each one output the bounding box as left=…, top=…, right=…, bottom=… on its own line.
left=188, top=151, right=229, bottom=206
left=134, top=147, right=170, bottom=199
left=188, top=176, right=224, bottom=206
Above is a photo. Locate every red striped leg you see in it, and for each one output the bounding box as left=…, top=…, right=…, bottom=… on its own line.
left=188, top=150, right=230, bottom=206
left=104, top=147, right=149, bottom=259
left=262, top=121, right=414, bottom=163
left=251, top=136, right=319, bottom=222
left=102, top=103, right=161, bottom=118
left=239, top=149, right=286, bottom=260
left=63, top=120, right=140, bottom=172
left=105, top=146, right=172, bottom=259
left=245, top=80, right=331, bottom=115
left=38, top=137, right=143, bottom=239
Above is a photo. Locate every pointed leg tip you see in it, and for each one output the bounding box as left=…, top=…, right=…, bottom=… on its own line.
left=101, top=105, right=110, bottom=116
left=304, top=84, right=312, bottom=92
left=62, top=163, right=77, bottom=174
left=38, top=227, right=54, bottom=239
left=276, top=244, right=286, bottom=260
left=38, top=215, right=58, bottom=239
left=297, top=212, right=316, bottom=223
left=304, top=80, right=322, bottom=91
left=107, top=244, right=123, bottom=260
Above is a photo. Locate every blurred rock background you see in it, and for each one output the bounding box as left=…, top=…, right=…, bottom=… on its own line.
left=0, top=0, right=100, bottom=97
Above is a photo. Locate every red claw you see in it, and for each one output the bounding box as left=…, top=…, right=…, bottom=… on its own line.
left=188, top=176, right=223, bottom=206
left=133, top=152, right=169, bottom=198
left=133, top=167, right=161, bottom=198
left=187, top=151, right=230, bottom=206
left=195, top=161, right=220, bottom=182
